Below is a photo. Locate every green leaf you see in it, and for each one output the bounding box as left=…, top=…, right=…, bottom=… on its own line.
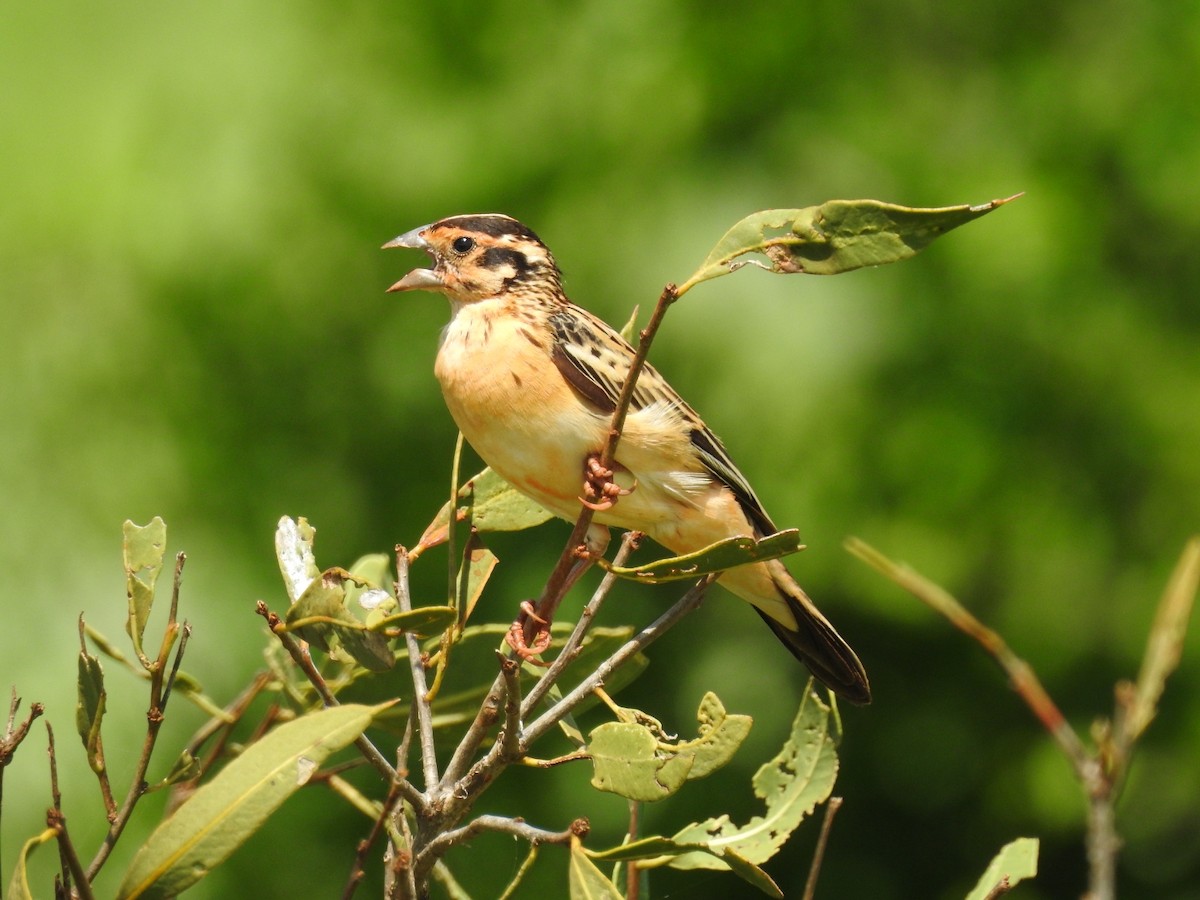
left=6, top=827, right=58, bottom=900
left=76, top=640, right=107, bottom=774
left=1126, top=536, right=1200, bottom=741
left=367, top=606, right=458, bottom=635
left=965, top=837, right=1039, bottom=900
left=418, top=466, right=553, bottom=552
left=456, top=532, right=498, bottom=624
left=286, top=568, right=395, bottom=672
left=672, top=692, right=753, bottom=780
left=123, top=517, right=167, bottom=663
left=605, top=530, right=803, bottom=583
left=618, top=304, right=640, bottom=342
left=275, top=516, right=320, bottom=604
left=681, top=195, right=1020, bottom=290
left=586, top=838, right=781, bottom=898
left=117, top=703, right=388, bottom=899
left=568, top=840, right=624, bottom=900
left=650, top=688, right=838, bottom=869
left=588, top=721, right=695, bottom=802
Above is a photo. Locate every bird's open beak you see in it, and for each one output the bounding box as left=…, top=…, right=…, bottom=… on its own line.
left=382, top=225, right=443, bottom=293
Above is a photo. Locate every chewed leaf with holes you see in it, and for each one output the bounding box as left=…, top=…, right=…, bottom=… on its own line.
left=683, top=195, right=1020, bottom=289
left=605, top=530, right=802, bottom=583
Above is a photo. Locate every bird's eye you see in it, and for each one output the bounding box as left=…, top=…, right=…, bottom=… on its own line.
left=452, top=236, right=475, bottom=254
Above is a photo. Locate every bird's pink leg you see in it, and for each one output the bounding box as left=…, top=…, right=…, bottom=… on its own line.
left=579, top=454, right=636, bottom=511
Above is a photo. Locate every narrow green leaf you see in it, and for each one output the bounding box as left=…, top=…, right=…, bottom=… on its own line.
left=286, top=568, right=395, bottom=672
left=123, top=518, right=167, bottom=663
left=964, top=837, right=1039, bottom=900
left=151, top=749, right=201, bottom=791
left=682, top=195, right=1020, bottom=290
left=275, top=516, right=320, bottom=604
left=618, top=304, right=640, bottom=342
left=76, top=643, right=107, bottom=773
left=456, top=532, right=498, bottom=624
left=606, top=530, right=803, bottom=583
left=418, top=466, right=553, bottom=551
left=651, top=688, right=838, bottom=870
left=1126, top=536, right=1199, bottom=741
left=117, top=703, right=388, bottom=899
left=367, top=606, right=458, bottom=635
left=586, top=838, right=781, bottom=898
left=568, top=840, right=624, bottom=900
left=6, top=827, right=58, bottom=900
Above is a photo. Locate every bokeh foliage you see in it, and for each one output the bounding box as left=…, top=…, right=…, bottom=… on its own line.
left=2, top=1, right=1197, bottom=897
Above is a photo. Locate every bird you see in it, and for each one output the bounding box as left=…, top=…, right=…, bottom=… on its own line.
left=383, top=213, right=871, bottom=704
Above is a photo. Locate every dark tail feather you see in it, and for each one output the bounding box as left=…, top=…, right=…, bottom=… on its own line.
left=754, top=586, right=872, bottom=705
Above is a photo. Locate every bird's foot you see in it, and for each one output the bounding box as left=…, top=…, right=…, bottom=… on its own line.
left=580, top=455, right=636, bottom=511
left=506, top=600, right=553, bottom=664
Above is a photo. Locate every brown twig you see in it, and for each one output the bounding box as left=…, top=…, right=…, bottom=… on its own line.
left=45, top=723, right=95, bottom=900
left=2, top=689, right=45, bottom=887
left=395, top=547, right=439, bottom=791
left=802, top=795, right=843, bottom=900
left=341, top=779, right=407, bottom=900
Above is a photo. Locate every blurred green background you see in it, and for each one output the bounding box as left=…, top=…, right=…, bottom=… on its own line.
left=3, top=1, right=1198, bottom=897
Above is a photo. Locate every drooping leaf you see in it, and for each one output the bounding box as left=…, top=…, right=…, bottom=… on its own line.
left=586, top=837, right=781, bottom=898
left=568, top=838, right=624, bottom=900
left=682, top=195, right=1020, bottom=290
left=5, top=827, right=58, bottom=900
left=964, top=837, right=1039, bottom=900
left=605, top=530, right=803, bottom=583
left=286, top=568, right=394, bottom=672
left=275, top=516, right=320, bottom=604
left=117, top=703, right=388, bottom=899
left=456, top=532, right=498, bottom=624
left=366, top=606, right=458, bottom=635
left=418, top=466, right=553, bottom=551
left=639, top=688, right=838, bottom=870
left=76, top=638, right=107, bottom=773
left=123, top=517, right=167, bottom=663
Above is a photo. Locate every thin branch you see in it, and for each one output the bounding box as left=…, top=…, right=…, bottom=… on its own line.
left=416, top=815, right=588, bottom=871
left=395, top=547, right=439, bottom=791
left=2, top=690, right=45, bottom=887
left=498, top=656, right=523, bottom=760
left=46, top=724, right=95, bottom=900
left=341, top=779, right=407, bottom=900
left=520, top=531, right=641, bottom=719
left=802, top=796, right=843, bottom=900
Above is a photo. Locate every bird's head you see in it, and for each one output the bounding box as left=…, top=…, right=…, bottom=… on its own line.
left=383, top=214, right=563, bottom=304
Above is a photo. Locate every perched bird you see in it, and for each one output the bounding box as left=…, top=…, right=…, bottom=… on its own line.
left=384, top=214, right=871, bottom=704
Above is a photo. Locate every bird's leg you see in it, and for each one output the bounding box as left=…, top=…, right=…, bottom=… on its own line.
left=580, top=454, right=637, bottom=511
left=506, top=523, right=611, bottom=664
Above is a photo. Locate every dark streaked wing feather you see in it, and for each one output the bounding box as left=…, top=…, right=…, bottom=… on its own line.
left=547, top=304, right=777, bottom=536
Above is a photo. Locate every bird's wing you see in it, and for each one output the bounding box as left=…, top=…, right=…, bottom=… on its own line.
left=548, top=304, right=778, bottom=536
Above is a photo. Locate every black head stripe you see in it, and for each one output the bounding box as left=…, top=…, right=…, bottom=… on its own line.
left=480, top=246, right=532, bottom=274
left=439, top=215, right=542, bottom=244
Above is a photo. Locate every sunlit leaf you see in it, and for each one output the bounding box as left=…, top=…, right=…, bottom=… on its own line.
left=586, top=837, right=781, bottom=898
left=605, top=530, right=802, bottom=583
left=5, top=827, right=57, bottom=900
left=568, top=838, right=624, bottom=900
left=964, top=837, right=1039, bottom=900
left=275, top=516, right=320, bottom=604
left=367, top=606, right=457, bottom=635
left=123, top=517, right=167, bottom=663
left=588, top=721, right=695, bottom=802
left=672, top=692, right=753, bottom=780
left=456, top=532, right=498, bottom=625
left=632, top=688, right=837, bottom=870
left=286, top=568, right=394, bottom=672
left=682, top=195, right=1020, bottom=290
left=117, top=703, right=389, bottom=899
left=418, top=466, right=553, bottom=552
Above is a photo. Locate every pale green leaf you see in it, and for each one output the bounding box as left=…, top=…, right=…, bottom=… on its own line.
left=5, top=827, right=57, bottom=900
left=673, top=691, right=753, bottom=780
left=286, top=568, right=394, bottom=672
left=367, top=606, right=458, bottom=635
left=418, top=466, right=553, bottom=551
left=618, top=304, right=640, bottom=342
left=965, top=837, right=1039, bottom=900
left=456, top=532, right=498, bottom=624
left=606, top=530, right=803, bottom=583
left=1126, top=536, right=1199, bottom=741
left=123, top=517, right=167, bottom=662
left=650, top=689, right=838, bottom=869
left=117, top=703, right=388, bottom=899
left=682, top=195, right=1020, bottom=290
left=588, top=721, right=695, bottom=802
left=76, top=644, right=107, bottom=773
left=568, top=840, right=624, bottom=900
left=586, top=838, right=781, bottom=898
left=275, top=516, right=320, bottom=604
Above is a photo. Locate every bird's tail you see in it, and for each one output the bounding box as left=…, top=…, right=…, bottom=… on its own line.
left=725, top=560, right=872, bottom=705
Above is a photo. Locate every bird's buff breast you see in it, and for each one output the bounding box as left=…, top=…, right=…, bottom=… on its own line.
left=434, top=301, right=610, bottom=519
